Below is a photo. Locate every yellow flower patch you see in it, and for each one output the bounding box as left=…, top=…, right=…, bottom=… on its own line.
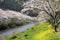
left=33, top=25, right=54, bottom=40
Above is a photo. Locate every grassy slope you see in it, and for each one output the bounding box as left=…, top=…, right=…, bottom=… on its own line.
left=5, top=22, right=59, bottom=40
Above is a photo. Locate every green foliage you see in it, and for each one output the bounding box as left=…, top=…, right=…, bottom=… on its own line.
left=5, top=22, right=59, bottom=40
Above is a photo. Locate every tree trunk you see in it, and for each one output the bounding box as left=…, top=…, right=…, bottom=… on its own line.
left=55, top=25, right=58, bottom=32
left=54, top=19, right=58, bottom=32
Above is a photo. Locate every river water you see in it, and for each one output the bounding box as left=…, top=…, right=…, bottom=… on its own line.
left=0, top=23, right=35, bottom=38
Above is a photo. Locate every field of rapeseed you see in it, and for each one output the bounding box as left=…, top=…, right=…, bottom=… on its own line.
left=5, top=22, right=59, bottom=40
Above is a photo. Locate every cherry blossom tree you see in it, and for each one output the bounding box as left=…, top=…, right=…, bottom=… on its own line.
left=21, top=0, right=60, bottom=32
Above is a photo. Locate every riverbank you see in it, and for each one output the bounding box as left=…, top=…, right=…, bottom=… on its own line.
left=5, top=22, right=59, bottom=40
left=0, top=23, right=35, bottom=39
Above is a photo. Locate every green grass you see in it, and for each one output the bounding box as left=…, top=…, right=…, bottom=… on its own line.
left=5, top=22, right=59, bottom=40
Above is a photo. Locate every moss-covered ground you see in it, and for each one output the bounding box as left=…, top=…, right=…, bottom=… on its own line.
left=5, top=22, right=59, bottom=40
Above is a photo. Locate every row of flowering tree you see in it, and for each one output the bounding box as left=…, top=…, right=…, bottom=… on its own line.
left=21, top=0, right=60, bottom=32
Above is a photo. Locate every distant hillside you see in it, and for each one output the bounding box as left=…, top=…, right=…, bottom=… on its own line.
left=0, top=0, right=29, bottom=12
